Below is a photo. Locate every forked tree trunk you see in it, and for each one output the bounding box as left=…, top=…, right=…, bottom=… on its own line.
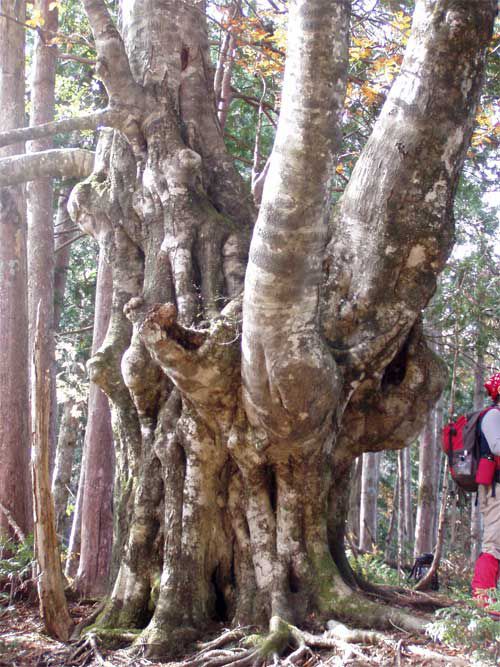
left=359, top=452, right=380, bottom=551
left=0, top=0, right=32, bottom=539
left=43, top=0, right=496, bottom=655
left=64, top=0, right=493, bottom=655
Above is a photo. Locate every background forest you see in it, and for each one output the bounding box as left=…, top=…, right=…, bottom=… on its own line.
left=0, top=0, right=499, bottom=665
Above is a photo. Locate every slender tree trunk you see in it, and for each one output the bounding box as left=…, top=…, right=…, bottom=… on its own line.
left=65, top=457, right=85, bottom=579
left=397, top=451, right=406, bottom=571
left=414, top=410, right=440, bottom=556
left=347, top=457, right=362, bottom=546
left=74, top=251, right=114, bottom=596
left=415, top=333, right=461, bottom=590
left=403, top=446, right=413, bottom=544
left=214, top=4, right=238, bottom=132
left=52, top=188, right=80, bottom=541
left=359, top=452, right=380, bottom=551
left=449, top=490, right=458, bottom=549
left=52, top=398, right=80, bottom=539
left=0, top=0, right=32, bottom=539
left=384, top=476, right=399, bottom=562
left=27, top=0, right=58, bottom=473
left=53, top=188, right=73, bottom=330
left=31, top=309, right=73, bottom=640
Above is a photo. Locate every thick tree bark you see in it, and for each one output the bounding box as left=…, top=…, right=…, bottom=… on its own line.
left=27, top=0, right=59, bottom=472
left=0, top=0, right=32, bottom=539
left=74, top=251, right=114, bottom=597
left=359, top=452, right=380, bottom=551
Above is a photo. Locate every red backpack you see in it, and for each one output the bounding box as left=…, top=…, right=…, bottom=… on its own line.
left=442, top=406, right=500, bottom=493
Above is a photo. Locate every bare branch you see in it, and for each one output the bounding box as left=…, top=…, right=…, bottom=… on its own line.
left=56, top=52, right=96, bottom=66
left=54, top=234, right=87, bottom=253
left=57, top=325, right=94, bottom=336
left=0, top=109, right=120, bottom=149
left=0, top=10, right=95, bottom=49
left=0, top=149, right=94, bottom=186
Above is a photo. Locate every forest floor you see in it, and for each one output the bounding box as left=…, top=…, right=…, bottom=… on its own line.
left=0, top=599, right=491, bottom=667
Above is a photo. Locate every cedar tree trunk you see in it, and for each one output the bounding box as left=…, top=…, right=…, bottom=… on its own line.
left=74, top=250, right=114, bottom=596
left=27, top=0, right=58, bottom=470
left=0, top=0, right=32, bottom=538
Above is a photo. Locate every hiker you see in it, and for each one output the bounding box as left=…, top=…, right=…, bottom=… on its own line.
left=471, top=372, right=500, bottom=609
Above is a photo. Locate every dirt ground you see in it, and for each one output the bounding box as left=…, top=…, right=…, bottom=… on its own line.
left=0, top=600, right=478, bottom=667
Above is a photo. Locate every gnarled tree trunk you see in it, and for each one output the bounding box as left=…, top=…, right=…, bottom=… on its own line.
left=66, top=0, right=494, bottom=655
left=0, top=0, right=495, bottom=659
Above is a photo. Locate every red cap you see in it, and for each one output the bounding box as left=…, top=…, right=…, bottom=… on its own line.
left=484, top=372, right=500, bottom=400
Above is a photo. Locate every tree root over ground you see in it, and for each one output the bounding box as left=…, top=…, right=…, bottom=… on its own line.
left=0, top=600, right=474, bottom=667
left=92, top=614, right=471, bottom=667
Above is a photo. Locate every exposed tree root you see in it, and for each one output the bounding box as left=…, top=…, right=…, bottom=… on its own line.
left=149, top=616, right=399, bottom=667
left=356, top=576, right=455, bottom=611
left=70, top=600, right=106, bottom=640
left=66, top=633, right=119, bottom=666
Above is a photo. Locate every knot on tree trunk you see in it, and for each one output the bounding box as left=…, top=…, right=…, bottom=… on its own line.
left=140, top=302, right=207, bottom=351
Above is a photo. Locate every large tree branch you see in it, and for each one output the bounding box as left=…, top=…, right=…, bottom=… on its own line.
left=0, top=149, right=94, bottom=186
left=322, top=0, right=497, bottom=374
left=0, top=109, right=123, bottom=149
left=241, top=0, right=351, bottom=442
left=81, top=0, right=143, bottom=110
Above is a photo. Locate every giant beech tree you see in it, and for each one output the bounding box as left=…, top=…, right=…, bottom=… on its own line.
left=0, top=0, right=496, bottom=659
